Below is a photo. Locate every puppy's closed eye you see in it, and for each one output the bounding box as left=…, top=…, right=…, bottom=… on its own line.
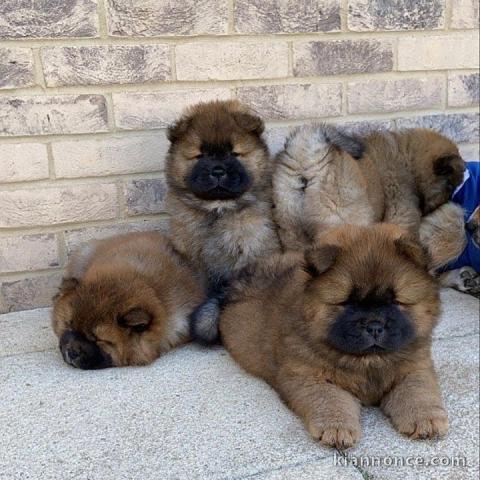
left=118, top=308, right=152, bottom=333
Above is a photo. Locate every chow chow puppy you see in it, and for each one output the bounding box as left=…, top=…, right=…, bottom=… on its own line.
left=273, top=124, right=464, bottom=250
left=421, top=202, right=480, bottom=295
left=221, top=224, right=448, bottom=449
left=52, top=232, right=204, bottom=369
left=165, top=100, right=280, bottom=344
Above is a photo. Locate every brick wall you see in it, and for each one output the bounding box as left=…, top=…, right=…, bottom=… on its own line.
left=0, top=0, right=479, bottom=313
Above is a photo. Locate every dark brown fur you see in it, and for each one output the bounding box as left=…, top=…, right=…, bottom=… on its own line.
left=221, top=224, right=447, bottom=449
left=52, top=232, right=204, bottom=368
left=165, top=100, right=280, bottom=343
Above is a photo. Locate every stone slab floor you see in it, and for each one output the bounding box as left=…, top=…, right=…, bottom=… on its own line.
left=0, top=289, right=478, bottom=480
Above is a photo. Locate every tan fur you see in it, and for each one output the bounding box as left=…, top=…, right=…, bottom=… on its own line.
left=273, top=126, right=464, bottom=250
left=420, top=202, right=467, bottom=271
left=52, top=232, right=204, bottom=367
left=221, top=224, right=447, bottom=449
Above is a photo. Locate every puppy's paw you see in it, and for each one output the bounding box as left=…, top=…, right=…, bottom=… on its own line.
left=458, top=267, right=480, bottom=294
left=308, top=421, right=361, bottom=449
left=392, top=408, right=449, bottom=440
left=189, top=298, right=221, bottom=345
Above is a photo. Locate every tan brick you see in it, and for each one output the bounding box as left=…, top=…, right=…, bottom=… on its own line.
left=0, top=143, right=49, bottom=183
left=52, top=134, right=167, bottom=178
left=175, top=42, right=288, bottom=81
left=293, top=39, right=393, bottom=76
left=0, top=183, right=118, bottom=228
left=398, top=34, right=480, bottom=71
left=0, top=273, right=62, bottom=313
left=124, top=178, right=167, bottom=216
left=65, top=219, right=169, bottom=255
left=0, top=47, right=35, bottom=89
left=41, top=45, right=171, bottom=87
left=448, top=73, right=480, bottom=107
left=234, top=0, right=340, bottom=33
left=337, top=119, right=394, bottom=136
left=396, top=113, right=479, bottom=144
left=113, top=88, right=231, bottom=130
left=0, top=95, right=108, bottom=137
left=450, top=0, right=479, bottom=29
left=347, top=77, right=443, bottom=114
left=236, top=83, right=342, bottom=120
left=0, top=0, right=98, bottom=39
left=348, top=0, right=445, bottom=31
left=0, top=234, right=59, bottom=274
left=106, top=0, right=228, bottom=36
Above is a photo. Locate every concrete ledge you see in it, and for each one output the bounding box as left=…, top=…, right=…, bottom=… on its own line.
left=0, top=289, right=478, bottom=479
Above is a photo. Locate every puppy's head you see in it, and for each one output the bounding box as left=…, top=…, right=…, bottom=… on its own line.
left=406, top=129, right=465, bottom=214
left=166, top=100, right=269, bottom=209
left=52, top=268, right=173, bottom=369
left=302, top=224, right=439, bottom=359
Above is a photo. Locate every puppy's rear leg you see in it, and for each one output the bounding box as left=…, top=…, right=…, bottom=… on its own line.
left=277, top=364, right=361, bottom=449
left=439, top=267, right=480, bottom=296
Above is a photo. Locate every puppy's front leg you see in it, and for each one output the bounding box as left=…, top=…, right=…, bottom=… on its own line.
left=381, top=367, right=448, bottom=439
left=189, top=275, right=230, bottom=345
left=277, top=365, right=361, bottom=449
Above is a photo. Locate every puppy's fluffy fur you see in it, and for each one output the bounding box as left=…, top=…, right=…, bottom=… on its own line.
left=421, top=202, right=480, bottom=295
left=52, top=232, right=203, bottom=369
left=273, top=125, right=464, bottom=250
left=166, top=100, right=280, bottom=343
left=221, top=224, right=447, bottom=449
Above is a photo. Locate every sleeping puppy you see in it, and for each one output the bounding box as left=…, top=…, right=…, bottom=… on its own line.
left=420, top=205, right=479, bottom=296
left=221, top=224, right=447, bottom=449
left=52, top=232, right=204, bottom=369
left=273, top=125, right=464, bottom=250
left=165, top=100, right=280, bottom=344
left=420, top=160, right=479, bottom=296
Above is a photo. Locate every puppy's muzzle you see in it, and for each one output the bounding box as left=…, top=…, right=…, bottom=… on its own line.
left=327, top=305, right=415, bottom=355
left=59, top=330, right=112, bottom=370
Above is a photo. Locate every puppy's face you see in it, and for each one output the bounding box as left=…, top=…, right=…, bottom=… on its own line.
left=52, top=272, right=171, bottom=369
left=166, top=100, right=269, bottom=208
left=303, top=225, right=439, bottom=358
left=411, top=130, right=465, bottom=214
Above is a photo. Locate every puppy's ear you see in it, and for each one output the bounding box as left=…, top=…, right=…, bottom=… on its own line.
left=233, top=111, right=264, bottom=136
left=327, top=127, right=364, bottom=160
left=394, top=237, right=429, bottom=270
left=167, top=117, right=191, bottom=144
left=53, top=277, right=79, bottom=300
left=433, top=155, right=457, bottom=176
left=118, top=308, right=152, bottom=333
left=304, top=245, right=340, bottom=278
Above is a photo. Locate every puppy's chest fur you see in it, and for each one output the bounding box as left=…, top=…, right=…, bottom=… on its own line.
left=174, top=202, right=279, bottom=276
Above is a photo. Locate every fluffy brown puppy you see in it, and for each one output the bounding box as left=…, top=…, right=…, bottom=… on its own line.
left=273, top=125, right=464, bottom=250
left=52, top=232, right=204, bottom=369
left=166, top=100, right=280, bottom=344
left=221, top=224, right=447, bottom=449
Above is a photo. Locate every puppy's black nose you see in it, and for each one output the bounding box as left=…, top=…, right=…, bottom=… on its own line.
left=211, top=165, right=226, bottom=178
left=365, top=321, right=384, bottom=339
left=59, top=330, right=112, bottom=370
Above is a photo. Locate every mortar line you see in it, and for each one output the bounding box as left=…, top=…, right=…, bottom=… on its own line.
left=96, top=0, right=109, bottom=38
left=0, top=28, right=477, bottom=49
left=31, top=47, right=47, bottom=90
left=0, top=69, right=472, bottom=95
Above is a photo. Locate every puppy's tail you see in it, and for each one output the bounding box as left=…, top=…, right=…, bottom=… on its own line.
left=189, top=298, right=221, bottom=345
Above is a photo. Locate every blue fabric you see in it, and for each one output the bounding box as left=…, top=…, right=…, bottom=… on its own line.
left=444, top=161, right=479, bottom=272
